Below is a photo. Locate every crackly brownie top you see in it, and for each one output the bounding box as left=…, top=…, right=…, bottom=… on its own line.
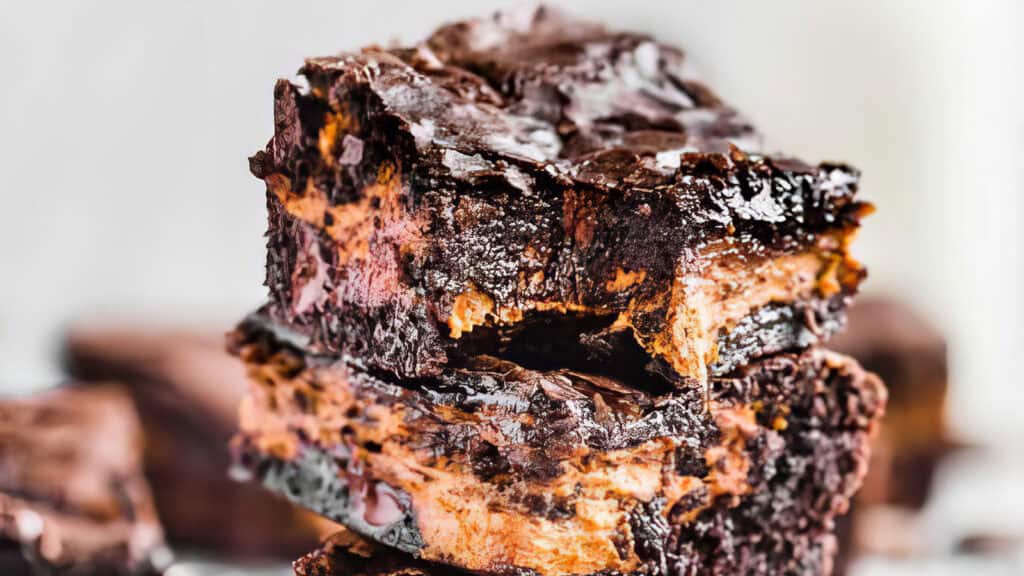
left=254, top=5, right=862, bottom=241
left=410, top=4, right=760, bottom=159
left=303, top=4, right=759, bottom=163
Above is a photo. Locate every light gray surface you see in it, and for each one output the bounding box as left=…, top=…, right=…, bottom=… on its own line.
left=165, top=558, right=291, bottom=576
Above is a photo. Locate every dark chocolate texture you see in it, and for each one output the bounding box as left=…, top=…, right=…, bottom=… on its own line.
left=232, top=315, right=885, bottom=576
left=0, top=386, right=170, bottom=576
left=251, top=5, right=868, bottom=384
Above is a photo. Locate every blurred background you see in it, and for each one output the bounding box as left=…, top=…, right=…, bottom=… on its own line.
left=1, top=1, right=1022, bottom=574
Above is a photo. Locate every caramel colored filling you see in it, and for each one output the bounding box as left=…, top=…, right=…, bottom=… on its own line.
left=402, top=441, right=676, bottom=574
left=266, top=160, right=413, bottom=269
left=447, top=287, right=597, bottom=338
left=605, top=268, right=647, bottom=293
left=446, top=237, right=858, bottom=381
left=447, top=285, right=495, bottom=339
left=704, top=404, right=759, bottom=500
left=317, top=109, right=360, bottom=167
left=237, top=349, right=760, bottom=576
left=633, top=245, right=845, bottom=382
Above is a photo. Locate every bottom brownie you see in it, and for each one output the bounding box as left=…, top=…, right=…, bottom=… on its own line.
left=0, top=385, right=171, bottom=576
left=233, top=316, right=885, bottom=576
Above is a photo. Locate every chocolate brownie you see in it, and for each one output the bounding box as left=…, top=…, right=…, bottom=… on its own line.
left=250, top=5, right=869, bottom=385
left=830, top=298, right=949, bottom=507
left=232, top=315, right=885, bottom=576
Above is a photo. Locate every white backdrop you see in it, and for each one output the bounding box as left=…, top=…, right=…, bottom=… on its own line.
left=1, top=0, right=1022, bottom=445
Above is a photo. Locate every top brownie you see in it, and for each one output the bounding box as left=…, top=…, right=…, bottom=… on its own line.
left=250, top=6, right=869, bottom=385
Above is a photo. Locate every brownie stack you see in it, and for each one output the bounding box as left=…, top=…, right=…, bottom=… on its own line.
left=231, top=7, right=886, bottom=575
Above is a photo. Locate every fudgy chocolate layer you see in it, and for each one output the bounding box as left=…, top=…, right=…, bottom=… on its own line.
left=233, top=316, right=885, bottom=576
left=252, top=6, right=868, bottom=384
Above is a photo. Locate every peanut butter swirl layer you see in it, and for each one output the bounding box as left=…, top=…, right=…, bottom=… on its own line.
left=231, top=315, right=885, bottom=576
left=250, top=6, right=870, bottom=385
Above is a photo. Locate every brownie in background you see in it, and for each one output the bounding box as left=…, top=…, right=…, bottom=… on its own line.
left=830, top=298, right=954, bottom=566
left=62, top=322, right=333, bottom=559
left=0, top=385, right=170, bottom=575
